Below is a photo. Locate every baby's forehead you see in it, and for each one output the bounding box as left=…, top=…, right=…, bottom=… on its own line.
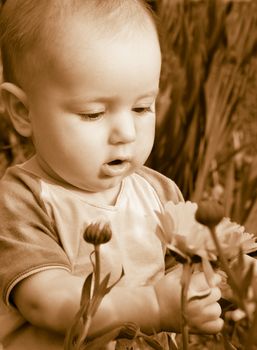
left=1, top=0, right=157, bottom=88
left=32, top=16, right=159, bottom=87
left=33, top=5, right=157, bottom=70
left=43, top=1, right=156, bottom=44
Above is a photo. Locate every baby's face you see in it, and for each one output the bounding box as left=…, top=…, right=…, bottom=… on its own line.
left=27, top=16, right=161, bottom=195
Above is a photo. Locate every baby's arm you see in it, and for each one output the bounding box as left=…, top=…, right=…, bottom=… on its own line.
left=12, top=266, right=223, bottom=337
left=12, top=269, right=160, bottom=336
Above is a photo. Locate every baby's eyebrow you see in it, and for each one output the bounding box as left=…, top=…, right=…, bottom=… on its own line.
left=137, top=89, right=159, bottom=99
left=67, top=96, right=115, bottom=105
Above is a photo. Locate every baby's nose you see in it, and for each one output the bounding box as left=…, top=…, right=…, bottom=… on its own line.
left=109, top=112, right=136, bottom=144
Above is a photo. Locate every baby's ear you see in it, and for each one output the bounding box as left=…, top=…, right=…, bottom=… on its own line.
left=1, top=82, right=32, bottom=137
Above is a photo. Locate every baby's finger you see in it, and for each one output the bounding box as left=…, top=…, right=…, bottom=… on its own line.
left=206, top=287, right=221, bottom=304
left=191, top=317, right=224, bottom=334
left=202, top=298, right=222, bottom=319
left=205, top=286, right=222, bottom=304
left=188, top=300, right=223, bottom=334
left=189, top=289, right=222, bottom=316
left=188, top=285, right=221, bottom=303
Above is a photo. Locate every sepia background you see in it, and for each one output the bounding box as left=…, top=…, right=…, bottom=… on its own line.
left=0, top=0, right=257, bottom=234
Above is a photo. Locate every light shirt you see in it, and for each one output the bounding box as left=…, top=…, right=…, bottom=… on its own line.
left=0, top=157, right=183, bottom=349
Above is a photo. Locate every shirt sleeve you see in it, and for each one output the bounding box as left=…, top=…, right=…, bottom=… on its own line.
left=0, top=166, right=71, bottom=306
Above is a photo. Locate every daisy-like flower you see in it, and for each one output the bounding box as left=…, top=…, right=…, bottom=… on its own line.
left=156, top=201, right=257, bottom=262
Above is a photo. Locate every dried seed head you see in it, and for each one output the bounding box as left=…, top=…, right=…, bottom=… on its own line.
left=195, top=200, right=224, bottom=227
left=83, top=221, right=112, bottom=245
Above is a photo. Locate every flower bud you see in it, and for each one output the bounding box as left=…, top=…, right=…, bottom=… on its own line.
left=195, top=200, right=224, bottom=227
left=83, top=221, right=112, bottom=245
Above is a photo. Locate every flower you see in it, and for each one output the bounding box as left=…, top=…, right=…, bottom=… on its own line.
left=83, top=221, right=112, bottom=245
left=156, top=201, right=257, bottom=262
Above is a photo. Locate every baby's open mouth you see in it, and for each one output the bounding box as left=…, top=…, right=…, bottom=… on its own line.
left=108, top=159, right=123, bottom=165
left=102, top=159, right=130, bottom=177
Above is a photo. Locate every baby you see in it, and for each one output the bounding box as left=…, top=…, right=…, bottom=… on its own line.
left=0, top=1, right=223, bottom=349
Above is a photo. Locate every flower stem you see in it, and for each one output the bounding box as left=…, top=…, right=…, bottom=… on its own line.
left=75, top=315, right=92, bottom=350
left=75, top=244, right=101, bottom=349
left=244, top=303, right=257, bottom=348
left=181, top=261, right=192, bottom=350
left=94, top=244, right=101, bottom=293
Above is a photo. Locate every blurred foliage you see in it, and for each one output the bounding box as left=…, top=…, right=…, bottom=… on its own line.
left=148, top=0, right=257, bottom=234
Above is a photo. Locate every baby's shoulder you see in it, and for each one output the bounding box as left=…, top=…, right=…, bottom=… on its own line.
left=134, top=166, right=184, bottom=204
left=0, top=163, right=41, bottom=205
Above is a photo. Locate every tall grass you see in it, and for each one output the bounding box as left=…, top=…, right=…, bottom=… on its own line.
left=148, top=0, right=257, bottom=231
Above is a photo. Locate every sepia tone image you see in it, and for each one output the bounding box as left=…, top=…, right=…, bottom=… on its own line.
left=0, top=0, right=257, bottom=349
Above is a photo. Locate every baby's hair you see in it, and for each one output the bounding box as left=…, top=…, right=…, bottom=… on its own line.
left=0, top=0, right=158, bottom=88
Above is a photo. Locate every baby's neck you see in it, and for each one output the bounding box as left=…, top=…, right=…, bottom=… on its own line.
left=80, top=186, right=122, bottom=206
left=22, top=155, right=123, bottom=207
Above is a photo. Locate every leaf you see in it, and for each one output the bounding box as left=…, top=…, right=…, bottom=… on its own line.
left=81, top=323, right=139, bottom=350
left=65, top=275, right=95, bottom=347
left=81, top=272, right=93, bottom=307
left=64, top=317, right=84, bottom=350
left=229, top=249, right=255, bottom=303
left=139, top=335, right=164, bottom=350
left=81, top=326, right=123, bottom=350
left=88, top=273, right=111, bottom=317
left=221, top=334, right=237, bottom=350
left=117, top=322, right=139, bottom=340
left=105, top=267, right=125, bottom=294
left=241, top=261, right=255, bottom=299
left=167, top=334, right=178, bottom=350
left=66, top=268, right=125, bottom=348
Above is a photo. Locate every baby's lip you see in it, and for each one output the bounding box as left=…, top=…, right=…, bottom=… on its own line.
left=106, top=155, right=132, bottom=164
left=102, top=158, right=131, bottom=177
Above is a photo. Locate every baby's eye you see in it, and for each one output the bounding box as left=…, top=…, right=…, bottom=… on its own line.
left=132, top=106, right=153, bottom=114
left=79, top=112, right=104, bottom=121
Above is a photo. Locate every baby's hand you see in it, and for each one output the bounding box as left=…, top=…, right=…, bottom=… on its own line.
left=154, top=266, right=223, bottom=334
left=186, top=272, right=223, bottom=334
